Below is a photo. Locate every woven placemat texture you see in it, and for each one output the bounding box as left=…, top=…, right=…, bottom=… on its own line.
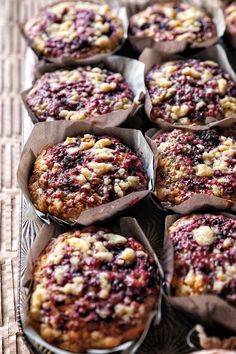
left=0, top=0, right=51, bottom=352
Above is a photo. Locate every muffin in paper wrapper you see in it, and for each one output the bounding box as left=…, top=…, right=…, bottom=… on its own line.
left=128, top=0, right=225, bottom=54
left=17, top=121, right=155, bottom=226
left=140, top=44, right=236, bottom=129
left=21, top=53, right=146, bottom=128
left=162, top=212, right=236, bottom=333
left=145, top=117, right=236, bottom=214
left=20, top=0, right=128, bottom=66
left=21, top=217, right=163, bottom=354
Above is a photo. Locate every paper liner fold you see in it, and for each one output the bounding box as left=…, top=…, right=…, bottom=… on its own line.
left=20, top=0, right=128, bottom=66
left=163, top=212, right=236, bottom=333
left=128, top=0, right=225, bottom=54
left=188, top=324, right=236, bottom=351
left=21, top=54, right=146, bottom=128
left=22, top=217, right=163, bottom=354
left=139, top=44, right=236, bottom=128
left=17, top=121, right=155, bottom=226
left=146, top=118, right=236, bottom=214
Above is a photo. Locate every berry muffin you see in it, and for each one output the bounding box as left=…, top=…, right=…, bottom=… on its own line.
left=29, top=134, right=149, bottom=222
left=154, top=128, right=236, bottom=207
left=23, top=2, right=124, bottom=60
left=169, top=213, right=236, bottom=305
left=25, top=66, right=134, bottom=122
left=145, top=59, right=236, bottom=125
left=30, top=227, right=160, bottom=352
left=129, top=2, right=216, bottom=46
left=224, top=1, right=236, bottom=35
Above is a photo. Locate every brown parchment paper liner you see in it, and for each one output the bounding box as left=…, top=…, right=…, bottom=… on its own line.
left=17, top=121, right=155, bottom=226
left=140, top=44, right=236, bottom=129
left=187, top=324, right=236, bottom=351
left=19, top=0, right=128, bottom=66
left=128, top=0, right=225, bottom=54
left=21, top=54, right=146, bottom=128
left=162, top=212, right=236, bottom=333
left=145, top=117, right=236, bottom=214
left=22, top=217, right=163, bottom=354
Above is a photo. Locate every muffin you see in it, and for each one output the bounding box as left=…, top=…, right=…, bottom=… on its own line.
left=29, top=134, right=149, bottom=222
left=129, top=2, right=216, bottom=46
left=23, top=2, right=124, bottom=60
left=224, top=2, right=236, bottom=35
left=145, top=59, right=236, bottom=125
left=25, top=66, right=134, bottom=122
left=154, top=128, right=236, bottom=207
left=30, top=227, right=160, bottom=352
left=169, top=213, right=236, bottom=305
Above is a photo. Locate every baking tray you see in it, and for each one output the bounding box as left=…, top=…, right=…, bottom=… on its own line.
left=17, top=39, right=236, bottom=354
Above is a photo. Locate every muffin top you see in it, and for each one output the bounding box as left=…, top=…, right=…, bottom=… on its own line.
left=145, top=59, right=236, bottom=125
left=154, top=128, right=236, bottom=207
left=169, top=213, right=236, bottom=304
left=129, top=2, right=216, bottom=44
left=23, top=2, right=124, bottom=60
left=224, top=1, right=236, bottom=34
left=30, top=227, right=159, bottom=352
left=29, top=134, right=149, bottom=222
left=26, top=66, right=134, bottom=122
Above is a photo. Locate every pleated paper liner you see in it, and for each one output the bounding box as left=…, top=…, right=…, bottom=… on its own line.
left=128, top=0, right=225, bottom=54
left=139, top=44, right=236, bottom=129
left=21, top=54, right=146, bottom=128
left=187, top=324, right=236, bottom=351
left=20, top=0, right=128, bottom=66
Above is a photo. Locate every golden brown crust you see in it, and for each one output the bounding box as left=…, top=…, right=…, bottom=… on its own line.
left=169, top=214, right=236, bottom=304
left=129, top=2, right=216, bottom=45
left=23, top=2, right=124, bottom=60
left=145, top=59, right=236, bottom=125
left=26, top=67, right=134, bottom=122
left=30, top=227, right=159, bottom=352
left=29, top=134, right=148, bottom=222
left=154, top=128, right=236, bottom=207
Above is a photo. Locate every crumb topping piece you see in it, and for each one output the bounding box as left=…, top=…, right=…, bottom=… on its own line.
left=146, top=59, right=236, bottom=125
left=29, top=134, right=149, bottom=222
left=169, top=213, right=236, bottom=304
left=193, top=226, right=215, bottom=246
